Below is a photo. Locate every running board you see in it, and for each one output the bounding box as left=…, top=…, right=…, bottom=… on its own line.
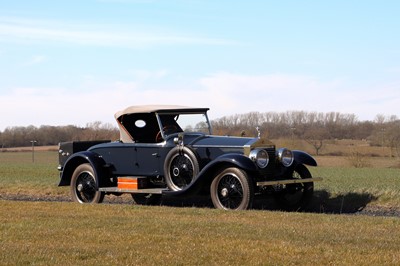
left=257, top=177, right=323, bottom=187
left=99, top=187, right=167, bottom=194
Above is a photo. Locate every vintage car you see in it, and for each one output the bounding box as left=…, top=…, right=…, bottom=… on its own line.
left=57, top=105, right=321, bottom=210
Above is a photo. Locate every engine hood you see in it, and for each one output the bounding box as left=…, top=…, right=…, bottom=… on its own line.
left=189, top=135, right=275, bottom=156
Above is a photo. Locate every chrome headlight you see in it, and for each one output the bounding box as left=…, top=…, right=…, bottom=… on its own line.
left=277, top=148, right=294, bottom=167
left=249, top=149, right=269, bottom=168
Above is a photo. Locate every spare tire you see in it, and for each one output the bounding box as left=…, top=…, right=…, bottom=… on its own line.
left=164, top=146, right=199, bottom=191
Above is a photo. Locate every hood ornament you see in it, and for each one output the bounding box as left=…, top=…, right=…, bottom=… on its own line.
left=256, top=127, right=261, bottom=139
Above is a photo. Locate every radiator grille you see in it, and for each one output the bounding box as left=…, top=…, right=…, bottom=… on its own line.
left=259, top=147, right=276, bottom=176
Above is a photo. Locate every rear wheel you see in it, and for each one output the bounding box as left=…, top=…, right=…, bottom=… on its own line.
left=210, top=167, right=253, bottom=210
left=70, top=163, right=104, bottom=204
left=274, top=164, right=313, bottom=211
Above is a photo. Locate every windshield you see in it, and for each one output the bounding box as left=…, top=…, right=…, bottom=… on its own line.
left=158, top=112, right=212, bottom=135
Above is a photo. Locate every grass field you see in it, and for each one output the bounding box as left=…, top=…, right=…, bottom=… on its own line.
left=0, top=200, right=399, bottom=265
left=1, top=151, right=399, bottom=211
left=1, top=150, right=400, bottom=265
left=0, top=151, right=68, bottom=198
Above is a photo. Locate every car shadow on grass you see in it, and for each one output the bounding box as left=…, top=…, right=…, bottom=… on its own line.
left=251, top=190, right=378, bottom=214
left=305, top=190, right=378, bottom=214
left=160, top=190, right=377, bottom=214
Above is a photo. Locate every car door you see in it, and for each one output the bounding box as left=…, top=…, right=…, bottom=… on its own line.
left=134, top=144, right=161, bottom=176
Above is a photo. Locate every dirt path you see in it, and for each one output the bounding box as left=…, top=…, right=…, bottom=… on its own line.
left=1, top=193, right=399, bottom=217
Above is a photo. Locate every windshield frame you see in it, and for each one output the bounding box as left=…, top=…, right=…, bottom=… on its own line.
left=155, top=110, right=213, bottom=140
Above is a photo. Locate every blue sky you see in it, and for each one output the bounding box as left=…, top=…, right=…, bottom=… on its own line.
left=0, top=0, right=399, bottom=130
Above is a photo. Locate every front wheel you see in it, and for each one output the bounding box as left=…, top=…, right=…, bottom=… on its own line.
left=70, top=163, right=104, bottom=204
left=210, top=167, right=254, bottom=210
left=274, top=164, right=314, bottom=211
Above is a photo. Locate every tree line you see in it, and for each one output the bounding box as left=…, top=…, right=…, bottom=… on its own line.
left=212, top=111, right=400, bottom=156
left=0, top=122, right=119, bottom=149
left=1, top=111, right=399, bottom=155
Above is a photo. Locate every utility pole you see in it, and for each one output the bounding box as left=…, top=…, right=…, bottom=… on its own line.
left=291, top=127, right=296, bottom=147
left=30, top=140, right=37, bottom=163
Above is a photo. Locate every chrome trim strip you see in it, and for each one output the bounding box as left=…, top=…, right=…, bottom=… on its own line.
left=204, top=111, right=213, bottom=135
left=99, top=187, right=167, bottom=194
left=257, top=177, right=323, bottom=186
left=155, top=112, right=165, bottom=140
left=192, top=144, right=247, bottom=149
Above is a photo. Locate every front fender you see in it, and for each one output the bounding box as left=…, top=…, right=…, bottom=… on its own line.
left=58, top=151, right=108, bottom=187
left=163, top=153, right=256, bottom=197
left=293, top=150, right=317, bottom=167
left=205, top=153, right=257, bottom=172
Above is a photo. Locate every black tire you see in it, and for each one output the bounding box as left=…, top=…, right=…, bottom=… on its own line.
left=274, top=164, right=314, bottom=211
left=131, top=193, right=161, bottom=205
left=70, top=163, right=105, bottom=204
left=164, top=146, right=199, bottom=191
left=210, top=167, right=254, bottom=210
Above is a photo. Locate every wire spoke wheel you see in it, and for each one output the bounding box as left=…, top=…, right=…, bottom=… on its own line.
left=164, top=147, right=199, bottom=191
left=70, top=163, right=104, bottom=204
left=76, top=172, right=97, bottom=202
left=217, top=175, right=244, bottom=209
left=170, top=154, right=195, bottom=188
left=211, top=167, right=253, bottom=210
left=274, top=164, right=313, bottom=211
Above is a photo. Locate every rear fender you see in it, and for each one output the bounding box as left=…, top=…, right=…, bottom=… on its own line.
left=293, top=150, right=317, bottom=167
left=58, top=151, right=109, bottom=187
left=163, top=153, right=256, bottom=197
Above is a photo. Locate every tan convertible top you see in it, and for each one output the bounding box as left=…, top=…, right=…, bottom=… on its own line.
left=114, top=105, right=200, bottom=120
left=114, top=105, right=209, bottom=143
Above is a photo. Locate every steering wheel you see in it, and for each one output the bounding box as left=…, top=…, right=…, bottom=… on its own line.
left=155, top=125, right=178, bottom=142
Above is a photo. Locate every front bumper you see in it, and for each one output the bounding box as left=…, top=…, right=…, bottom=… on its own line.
left=256, top=177, right=323, bottom=187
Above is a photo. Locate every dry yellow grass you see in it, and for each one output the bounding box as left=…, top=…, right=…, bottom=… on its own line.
left=2, top=145, right=58, bottom=152
left=1, top=200, right=400, bottom=265
left=274, top=138, right=393, bottom=158
left=1, top=149, right=400, bottom=265
left=315, top=156, right=400, bottom=168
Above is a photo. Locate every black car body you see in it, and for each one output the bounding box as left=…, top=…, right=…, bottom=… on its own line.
left=58, top=105, right=321, bottom=210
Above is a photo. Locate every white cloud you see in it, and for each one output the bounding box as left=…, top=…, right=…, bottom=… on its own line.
left=21, top=55, right=46, bottom=66
left=199, top=72, right=336, bottom=116
left=128, top=69, right=169, bottom=80
left=97, top=0, right=155, bottom=3
left=0, top=16, right=237, bottom=48
left=1, top=72, right=399, bottom=130
left=198, top=72, right=400, bottom=120
left=386, top=67, right=400, bottom=74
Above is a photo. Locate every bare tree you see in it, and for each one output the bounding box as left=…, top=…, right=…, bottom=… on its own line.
left=384, top=121, right=400, bottom=157
left=2, top=110, right=400, bottom=149
left=304, top=127, right=330, bottom=155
